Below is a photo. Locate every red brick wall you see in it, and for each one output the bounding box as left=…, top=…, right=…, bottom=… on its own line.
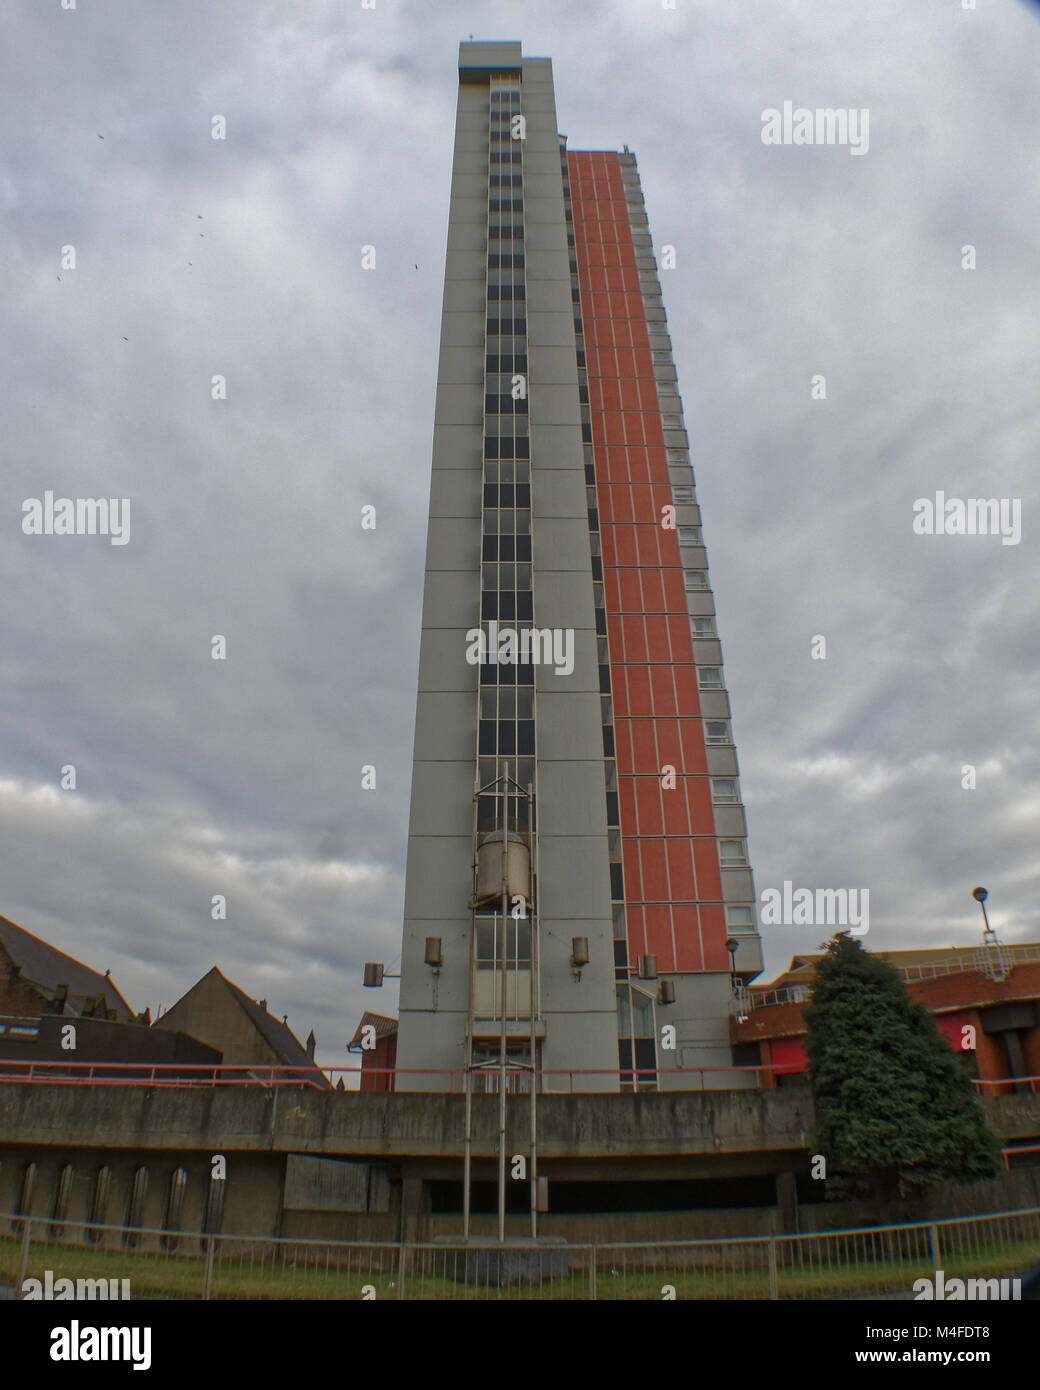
left=736, top=970, right=1040, bottom=1091
left=360, top=1032, right=397, bottom=1093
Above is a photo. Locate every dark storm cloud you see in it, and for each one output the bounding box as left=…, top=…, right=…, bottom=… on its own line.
left=1, top=0, right=1037, bottom=1067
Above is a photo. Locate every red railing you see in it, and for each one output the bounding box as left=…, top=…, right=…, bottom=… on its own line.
left=0, top=1060, right=803, bottom=1091
left=0, top=1061, right=1034, bottom=1095
left=0, top=1058, right=1035, bottom=1095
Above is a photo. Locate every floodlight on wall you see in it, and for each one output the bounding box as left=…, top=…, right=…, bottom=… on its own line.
left=570, top=936, right=589, bottom=979
left=658, top=979, right=675, bottom=1005
left=637, top=954, right=657, bottom=980
left=363, top=962, right=400, bottom=988
left=424, top=936, right=443, bottom=969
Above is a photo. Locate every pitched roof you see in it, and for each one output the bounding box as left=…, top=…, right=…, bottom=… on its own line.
left=348, top=1011, right=398, bottom=1048
left=216, top=969, right=329, bottom=1085
left=0, top=913, right=133, bottom=1019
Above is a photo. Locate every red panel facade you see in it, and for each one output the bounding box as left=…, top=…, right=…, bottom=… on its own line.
left=569, top=151, right=727, bottom=976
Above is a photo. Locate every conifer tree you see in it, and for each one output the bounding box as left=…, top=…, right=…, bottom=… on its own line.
left=804, top=932, right=1001, bottom=1200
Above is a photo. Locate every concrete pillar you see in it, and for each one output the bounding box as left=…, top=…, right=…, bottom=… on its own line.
left=776, top=1170, right=798, bottom=1234
left=399, top=1176, right=426, bottom=1244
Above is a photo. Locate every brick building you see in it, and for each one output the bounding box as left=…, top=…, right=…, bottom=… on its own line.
left=348, top=1012, right=398, bottom=1092
left=732, top=942, right=1040, bottom=1095
left=0, top=913, right=133, bottom=1021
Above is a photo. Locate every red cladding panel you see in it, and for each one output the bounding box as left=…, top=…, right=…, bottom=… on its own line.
left=571, top=150, right=726, bottom=977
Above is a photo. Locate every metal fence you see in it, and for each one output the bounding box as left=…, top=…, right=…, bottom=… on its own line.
left=2, top=1206, right=1038, bottom=1301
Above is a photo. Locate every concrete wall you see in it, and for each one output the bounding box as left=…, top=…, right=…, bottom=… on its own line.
left=395, top=73, right=486, bottom=1091
left=1, top=1083, right=1035, bottom=1244
left=521, top=54, right=617, bottom=1090
left=153, top=971, right=278, bottom=1068
left=0, top=1143, right=287, bottom=1243
left=396, top=47, right=618, bottom=1091
left=0, top=1014, right=220, bottom=1071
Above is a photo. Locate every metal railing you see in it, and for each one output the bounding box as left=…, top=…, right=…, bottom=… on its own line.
left=749, top=945, right=1040, bottom=1004
left=749, top=985, right=812, bottom=1008
left=0, top=1059, right=1035, bottom=1095
left=2, top=1206, right=1037, bottom=1301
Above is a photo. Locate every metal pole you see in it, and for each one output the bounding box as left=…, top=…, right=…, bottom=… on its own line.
left=15, top=1217, right=31, bottom=1299
left=498, top=761, right=509, bottom=1243
left=463, top=771, right=480, bottom=1242
left=202, top=1234, right=215, bottom=1300
left=528, top=778, right=537, bottom=1240
left=463, top=1041, right=474, bottom=1242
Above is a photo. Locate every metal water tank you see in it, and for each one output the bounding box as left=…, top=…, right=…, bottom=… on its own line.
left=474, top=830, right=530, bottom=905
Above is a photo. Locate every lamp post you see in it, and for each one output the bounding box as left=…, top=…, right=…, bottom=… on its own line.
left=972, top=886, right=998, bottom=946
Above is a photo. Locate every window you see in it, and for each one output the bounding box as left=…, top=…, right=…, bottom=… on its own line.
left=684, top=570, right=709, bottom=591
left=661, top=413, right=684, bottom=431
left=609, top=862, right=624, bottom=899
left=719, top=840, right=747, bottom=865
left=726, top=906, right=755, bottom=930
left=678, top=526, right=702, bottom=546
left=617, top=986, right=658, bottom=1091
left=692, top=617, right=716, bottom=638
left=475, top=918, right=532, bottom=970
left=697, top=667, right=723, bottom=689
left=711, top=778, right=738, bottom=803
left=612, top=902, right=626, bottom=938
left=666, top=449, right=690, bottom=467
left=704, top=720, right=730, bottom=745
left=673, top=486, right=694, bottom=504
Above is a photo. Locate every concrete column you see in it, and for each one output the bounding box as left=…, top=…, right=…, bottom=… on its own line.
left=399, top=1176, right=426, bottom=1244
left=776, top=1170, right=798, bottom=1234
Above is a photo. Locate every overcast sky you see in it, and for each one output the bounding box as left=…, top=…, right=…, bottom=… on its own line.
left=2, top=0, right=1038, bottom=1071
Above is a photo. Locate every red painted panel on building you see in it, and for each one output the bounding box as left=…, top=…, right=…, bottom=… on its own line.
left=571, top=149, right=725, bottom=977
